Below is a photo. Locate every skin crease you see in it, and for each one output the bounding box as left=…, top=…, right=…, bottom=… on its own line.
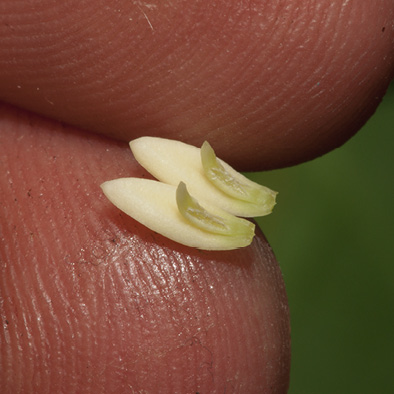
left=0, top=105, right=290, bottom=393
left=0, top=1, right=393, bottom=393
left=0, top=0, right=393, bottom=170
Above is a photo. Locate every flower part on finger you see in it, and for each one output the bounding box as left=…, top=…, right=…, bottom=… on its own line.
left=101, top=178, right=255, bottom=250
left=201, top=141, right=277, bottom=214
left=176, top=181, right=255, bottom=238
left=101, top=137, right=277, bottom=250
left=130, top=137, right=277, bottom=217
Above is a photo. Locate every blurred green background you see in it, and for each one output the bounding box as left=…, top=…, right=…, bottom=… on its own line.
left=249, top=82, right=394, bottom=394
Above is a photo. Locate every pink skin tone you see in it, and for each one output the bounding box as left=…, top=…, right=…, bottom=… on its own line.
left=0, top=106, right=290, bottom=393
left=0, top=1, right=393, bottom=170
left=0, top=0, right=393, bottom=393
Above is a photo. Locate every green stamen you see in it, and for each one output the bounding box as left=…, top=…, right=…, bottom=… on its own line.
left=201, top=141, right=277, bottom=213
left=176, top=181, right=255, bottom=238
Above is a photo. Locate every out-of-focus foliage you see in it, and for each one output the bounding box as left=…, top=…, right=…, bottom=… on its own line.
left=249, top=83, right=394, bottom=394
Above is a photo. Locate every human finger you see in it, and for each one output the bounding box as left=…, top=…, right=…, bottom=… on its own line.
left=0, top=105, right=291, bottom=393
left=0, top=0, right=393, bottom=170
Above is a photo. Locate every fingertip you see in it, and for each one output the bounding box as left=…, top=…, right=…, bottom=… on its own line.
left=0, top=106, right=290, bottom=392
left=0, top=0, right=393, bottom=169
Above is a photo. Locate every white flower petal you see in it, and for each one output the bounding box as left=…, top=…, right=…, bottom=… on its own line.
left=130, top=137, right=276, bottom=217
left=101, top=178, right=255, bottom=250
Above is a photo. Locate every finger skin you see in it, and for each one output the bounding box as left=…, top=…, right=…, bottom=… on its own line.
left=0, top=1, right=393, bottom=170
left=0, top=105, right=291, bottom=393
